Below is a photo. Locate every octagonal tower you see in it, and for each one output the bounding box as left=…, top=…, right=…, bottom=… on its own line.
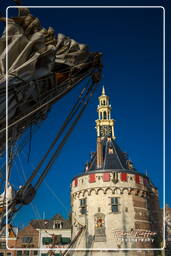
left=71, top=87, right=161, bottom=256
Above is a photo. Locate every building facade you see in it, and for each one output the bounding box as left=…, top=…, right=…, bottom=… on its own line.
left=71, top=87, right=162, bottom=256
left=14, top=214, right=71, bottom=256
left=31, top=214, right=71, bottom=256
left=14, top=224, right=39, bottom=256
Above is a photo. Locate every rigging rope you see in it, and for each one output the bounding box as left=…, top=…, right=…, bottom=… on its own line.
left=1, top=68, right=101, bottom=229
left=21, top=78, right=92, bottom=194
left=34, top=82, right=98, bottom=191
left=27, top=125, right=32, bottom=162
left=21, top=149, right=69, bottom=215
left=0, top=123, right=40, bottom=191
left=7, top=127, right=18, bottom=181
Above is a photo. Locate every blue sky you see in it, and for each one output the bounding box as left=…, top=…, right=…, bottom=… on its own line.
left=0, top=0, right=170, bottom=228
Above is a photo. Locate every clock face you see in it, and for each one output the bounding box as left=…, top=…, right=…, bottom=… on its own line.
left=100, top=125, right=112, bottom=137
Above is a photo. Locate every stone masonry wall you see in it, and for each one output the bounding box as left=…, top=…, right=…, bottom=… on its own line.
left=71, top=171, right=161, bottom=256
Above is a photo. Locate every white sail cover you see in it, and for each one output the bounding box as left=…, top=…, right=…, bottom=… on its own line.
left=0, top=8, right=88, bottom=86
left=0, top=8, right=101, bottom=154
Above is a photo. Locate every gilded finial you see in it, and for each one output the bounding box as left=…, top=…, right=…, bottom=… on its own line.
left=102, top=86, right=105, bottom=95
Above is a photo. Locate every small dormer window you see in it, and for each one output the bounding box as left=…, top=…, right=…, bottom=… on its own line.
left=54, top=221, right=63, bottom=229
left=55, top=223, right=61, bottom=229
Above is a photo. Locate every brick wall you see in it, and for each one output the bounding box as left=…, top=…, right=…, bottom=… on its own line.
left=15, top=224, right=39, bottom=249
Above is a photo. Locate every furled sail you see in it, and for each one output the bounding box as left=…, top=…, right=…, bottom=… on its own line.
left=0, top=8, right=102, bottom=154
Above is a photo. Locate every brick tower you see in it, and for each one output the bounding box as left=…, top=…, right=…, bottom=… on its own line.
left=71, top=87, right=162, bottom=256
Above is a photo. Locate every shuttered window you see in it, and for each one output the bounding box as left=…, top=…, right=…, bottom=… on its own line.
left=74, top=178, right=78, bottom=187
left=135, top=174, right=140, bottom=184
left=103, top=173, right=110, bottom=182
left=89, top=173, right=96, bottom=183
left=121, top=173, right=127, bottom=182
left=42, top=237, right=52, bottom=245
left=61, top=237, right=71, bottom=244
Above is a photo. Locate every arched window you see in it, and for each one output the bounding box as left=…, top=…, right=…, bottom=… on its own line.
left=103, top=111, right=107, bottom=119
left=100, top=112, right=102, bottom=120
left=103, top=100, right=105, bottom=105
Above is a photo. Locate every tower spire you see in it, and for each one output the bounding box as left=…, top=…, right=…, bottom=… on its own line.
left=102, top=86, right=105, bottom=96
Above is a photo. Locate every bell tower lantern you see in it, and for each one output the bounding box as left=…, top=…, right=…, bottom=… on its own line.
left=95, top=86, right=115, bottom=140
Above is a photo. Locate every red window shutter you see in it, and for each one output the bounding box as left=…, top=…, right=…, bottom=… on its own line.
left=121, top=173, right=127, bottom=182
left=89, top=174, right=96, bottom=183
left=74, top=178, right=78, bottom=187
left=103, top=173, right=110, bottom=182
left=135, top=174, right=140, bottom=184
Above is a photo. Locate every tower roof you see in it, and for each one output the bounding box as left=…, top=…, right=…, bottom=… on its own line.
left=84, top=87, right=136, bottom=173
left=85, top=138, right=136, bottom=173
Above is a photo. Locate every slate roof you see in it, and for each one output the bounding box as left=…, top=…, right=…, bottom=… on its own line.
left=85, top=138, right=136, bottom=172
left=30, top=214, right=71, bottom=229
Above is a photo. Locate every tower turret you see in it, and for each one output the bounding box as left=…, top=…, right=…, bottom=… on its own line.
left=71, top=87, right=161, bottom=256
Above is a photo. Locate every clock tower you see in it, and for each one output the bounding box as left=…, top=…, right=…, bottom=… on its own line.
left=95, top=86, right=115, bottom=169
left=95, top=86, right=115, bottom=139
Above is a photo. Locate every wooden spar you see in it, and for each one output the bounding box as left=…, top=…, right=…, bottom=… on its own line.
left=0, top=17, right=13, bottom=22
left=61, top=226, right=86, bottom=256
